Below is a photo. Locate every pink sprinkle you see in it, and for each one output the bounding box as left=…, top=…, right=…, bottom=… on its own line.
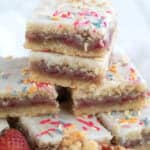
left=77, top=118, right=100, bottom=131
left=50, top=121, right=61, bottom=126
left=40, top=119, right=51, bottom=124
left=78, top=10, right=98, bottom=17
left=94, top=126, right=101, bottom=131
left=88, top=115, right=93, bottom=119
left=36, top=128, right=56, bottom=137
left=53, top=10, right=60, bottom=16
left=101, top=16, right=106, bottom=19
left=82, top=126, right=88, bottom=131
left=36, top=82, right=49, bottom=88
left=130, top=68, right=135, bottom=73
left=61, top=11, right=71, bottom=18
left=103, top=21, right=107, bottom=27
left=47, top=128, right=56, bottom=132
left=106, top=10, right=112, bottom=14
left=63, top=123, right=72, bottom=128
left=83, top=20, right=90, bottom=25
left=74, top=20, right=80, bottom=28
left=122, top=125, right=131, bottom=128
left=139, top=121, right=144, bottom=126
left=90, top=11, right=99, bottom=17
left=78, top=11, right=87, bottom=16
left=77, top=118, right=93, bottom=126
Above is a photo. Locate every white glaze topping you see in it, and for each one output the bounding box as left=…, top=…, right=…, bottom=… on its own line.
left=0, top=57, right=57, bottom=99
left=27, top=0, right=116, bottom=42
left=20, top=110, right=112, bottom=146
left=72, top=48, right=147, bottom=100
left=98, top=102, right=150, bottom=145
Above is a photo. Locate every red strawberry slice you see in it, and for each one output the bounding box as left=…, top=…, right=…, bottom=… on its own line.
left=0, top=129, right=30, bottom=150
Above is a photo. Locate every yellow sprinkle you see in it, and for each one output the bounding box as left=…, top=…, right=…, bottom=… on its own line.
left=128, top=118, right=138, bottom=123
left=119, top=117, right=138, bottom=124
left=51, top=16, right=60, bottom=21
left=109, top=65, right=117, bottom=73
left=130, top=72, right=136, bottom=80
left=119, top=119, right=128, bottom=124
left=28, top=85, right=38, bottom=94
left=23, top=78, right=31, bottom=84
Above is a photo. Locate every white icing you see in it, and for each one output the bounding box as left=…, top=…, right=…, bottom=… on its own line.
left=98, top=102, right=150, bottom=144
left=27, top=0, right=116, bottom=41
left=0, top=57, right=57, bottom=99
left=20, top=110, right=112, bottom=146
left=72, top=48, right=147, bottom=100
left=99, top=112, right=143, bottom=144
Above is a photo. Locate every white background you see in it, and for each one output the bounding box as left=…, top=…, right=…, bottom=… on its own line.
left=0, top=0, right=150, bottom=86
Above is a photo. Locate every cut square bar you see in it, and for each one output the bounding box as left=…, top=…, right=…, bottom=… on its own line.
left=29, top=51, right=110, bottom=88
left=24, top=0, right=117, bottom=58
left=0, top=57, right=59, bottom=117
left=98, top=102, right=150, bottom=148
left=72, top=49, right=147, bottom=115
left=18, top=110, right=112, bottom=150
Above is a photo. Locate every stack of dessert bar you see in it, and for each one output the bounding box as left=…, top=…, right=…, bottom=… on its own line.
left=25, top=0, right=147, bottom=115
left=0, top=0, right=149, bottom=149
left=26, top=0, right=116, bottom=89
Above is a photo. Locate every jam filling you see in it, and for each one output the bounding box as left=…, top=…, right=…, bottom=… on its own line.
left=75, top=94, right=145, bottom=108
left=26, top=31, right=113, bottom=51
left=123, top=139, right=142, bottom=148
left=0, top=94, right=57, bottom=108
left=30, top=60, right=101, bottom=83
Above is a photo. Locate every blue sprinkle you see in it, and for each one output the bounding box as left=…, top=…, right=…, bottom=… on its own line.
left=142, top=118, right=150, bottom=126
left=56, top=129, right=63, bottom=135
left=22, top=86, right=28, bottom=93
left=106, top=72, right=114, bottom=80
left=131, top=111, right=138, bottom=116
left=92, top=19, right=102, bottom=28
left=111, top=111, right=116, bottom=116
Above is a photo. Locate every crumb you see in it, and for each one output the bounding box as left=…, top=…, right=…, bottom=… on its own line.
left=60, top=128, right=128, bottom=150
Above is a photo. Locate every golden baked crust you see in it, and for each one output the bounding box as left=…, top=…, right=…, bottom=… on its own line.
left=0, top=105, right=59, bottom=118
left=73, top=98, right=146, bottom=116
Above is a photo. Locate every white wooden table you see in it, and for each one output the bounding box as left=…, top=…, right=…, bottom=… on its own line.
left=0, top=0, right=150, bottom=86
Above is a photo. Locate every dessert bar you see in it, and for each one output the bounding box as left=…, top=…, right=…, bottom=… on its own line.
left=24, top=0, right=117, bottom=58
left=0, top=57, right=59, bottom=117
left=98, top=102, right=150, bottom=148
left=29, top=51, right=110, bottom=88
left=72, top=49, right=147, bottom=115
left=18, top=110, right=112, bottom=150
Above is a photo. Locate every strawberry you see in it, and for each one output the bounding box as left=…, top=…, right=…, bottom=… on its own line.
left=0, top=128, right=30, bottom=150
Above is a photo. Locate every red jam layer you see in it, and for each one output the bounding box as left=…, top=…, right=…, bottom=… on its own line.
left=30, top=60, right=101, bottom=83
left=0, top=95, right=57, bottom=108
left=75, top=94, right=145, bottom=108
left=26, top=31, right=113, bottom=51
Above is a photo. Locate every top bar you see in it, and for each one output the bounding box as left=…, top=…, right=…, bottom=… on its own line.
left=24, top=0, right=117, bottom=58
